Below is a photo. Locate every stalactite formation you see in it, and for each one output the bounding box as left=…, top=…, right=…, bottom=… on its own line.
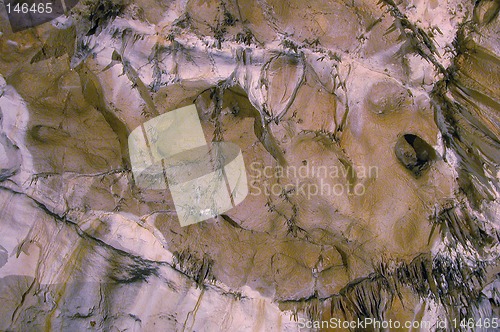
left=0, top=0, right=498, bottom=330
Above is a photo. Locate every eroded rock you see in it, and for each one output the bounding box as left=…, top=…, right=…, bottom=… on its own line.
left=0, top=0, right=498, bottom=330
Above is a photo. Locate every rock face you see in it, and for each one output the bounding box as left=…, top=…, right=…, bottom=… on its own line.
left=0, top=0, right=498, bottom=330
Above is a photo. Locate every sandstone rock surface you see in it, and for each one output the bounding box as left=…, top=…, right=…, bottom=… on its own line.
left=0, top=0, right=498, bottom=330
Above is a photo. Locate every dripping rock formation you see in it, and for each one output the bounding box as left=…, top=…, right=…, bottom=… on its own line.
left=0, top=0, right=499, bottom=330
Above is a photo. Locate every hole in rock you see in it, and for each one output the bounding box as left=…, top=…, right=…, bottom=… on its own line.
left=395, top=134, right=437, bottom=178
